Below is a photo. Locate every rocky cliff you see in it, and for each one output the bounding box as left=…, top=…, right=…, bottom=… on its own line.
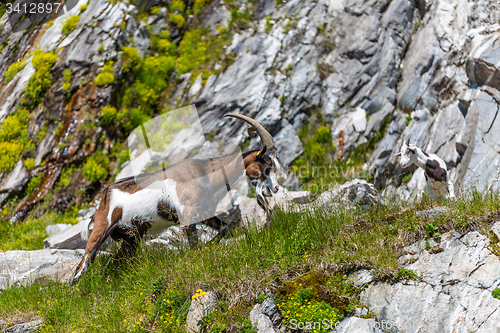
left=2, top=0, right=500, bottom=219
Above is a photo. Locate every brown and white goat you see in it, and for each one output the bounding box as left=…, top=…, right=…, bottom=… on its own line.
left=396, top=140, right=455, bottom=199
left=70, top=114, right=287, bottom=283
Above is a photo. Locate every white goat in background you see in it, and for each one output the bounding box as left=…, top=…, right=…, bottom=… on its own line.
left=396, top=140, right=455, bottom=200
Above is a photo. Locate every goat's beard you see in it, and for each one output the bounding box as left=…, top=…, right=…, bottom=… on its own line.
left=253, top=180, right=273, bottom=211
left=256, top=181, right=270, bottom=211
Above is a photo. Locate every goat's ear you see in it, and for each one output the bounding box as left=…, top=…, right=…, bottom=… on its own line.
left=257, top=145, right=267, bottom=158
left=408, top=147, right=416, bottom=154
left=395, top=152, right=401, bottom=157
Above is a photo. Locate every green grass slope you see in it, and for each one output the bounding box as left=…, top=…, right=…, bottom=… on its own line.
left=1, top=191, right=500, bottom=332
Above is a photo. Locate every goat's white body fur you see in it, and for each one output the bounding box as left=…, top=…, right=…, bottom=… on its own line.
left=108, top=179, right=184, bottom=228
left=398, top=144, right=455, bottom=199
left=81, top=180, right=184, bottom=241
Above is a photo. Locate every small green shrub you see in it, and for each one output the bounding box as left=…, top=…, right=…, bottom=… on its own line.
left=169, top=13, right=186, bottom=28
left=37, top=123, right=47, bottom=142
left=406, top=115, right=412, bottom=125
left=392, top=268, right=421, bottom=282
left=62, top=15, right=80, bottom=36
left=96, top=73, right=114, bottom=86
left=100, top=105, right=118, bottom=124
left=177, top=30, right=208, bottom=75
left=83, top=152, right=109, bottom=182
left=23, top=158, right=35, bottom=170
left=255, top=294, right=266, bottom=304
left=492, top=288, right=500, bottom=299
left=150, top=5, right=161, bottom=15
left=79, top=3, right=88, bottom=12
left=193, top=0, right=211, bottom=15
left=169, top=0, right=185, bottom=12
left=22, top=50, right=58, bottom=110
left=95, top=62, right=115, bottom=87
left=120, top=50, right=175, bottom=115
left=278, top=288, right=343, bottom=332
left=425, top=222, right=440, bottom=239
left=0, top=108, right=32, bottom=172
left=62, top=68, right=72, bottom=92
left=25, top=173, right=44, bottom=197
left=55, top=165, right=75, bottom=189
left=127, top=107, right=150, bottom=129
left=3, top=60, right=26, bottom=83
left=153, top=36, right=177, bottom=56
left=121, top=46, right=141, bottom=73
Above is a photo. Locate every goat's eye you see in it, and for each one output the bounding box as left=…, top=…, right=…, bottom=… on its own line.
left=406, top=148, right=412, bottom=154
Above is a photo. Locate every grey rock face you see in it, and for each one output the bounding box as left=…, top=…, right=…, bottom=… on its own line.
left=43, top=219, right=91, bottom=250
left=467, top=32, right=500, bottom=92
left=358, top=0, right=500, bottom=197
left=249, top=296, right=283, bottom=333
left=314, top=179, right=382, bottom=210
left=238, top=189, right=311, bottom=228
left=415, top=207, right=451, bottom=219
left=331, top=107, right=367, bottom=154
left=0, top=160, right=27, bottom=205
left=455, top=89, right=500, bottom=193
left=186, top=291, right=218, bottom=333
left=332, top=317, right=382, bottom=333
left=0, top=249, right=84, bottom=289
left=348, top=269, right=373, bottom=288
left=360, top=224, right=500, bottom=333
left=45, top=224, right=73, bottom=237
left=4, top=320, right=44, bottom=333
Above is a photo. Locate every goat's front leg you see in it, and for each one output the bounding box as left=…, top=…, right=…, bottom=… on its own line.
left=425, top=181, right=434, bottom=200
left=447, top=178, right=455, bottom=199
left=71, top=211, right=115, bottom=284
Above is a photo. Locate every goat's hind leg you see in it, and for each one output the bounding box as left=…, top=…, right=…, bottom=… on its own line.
left=112, top=219, right=151, bottom=265
left=185, top=223, right=198, bottom=247
left=447, top=176, right=456, bottom=199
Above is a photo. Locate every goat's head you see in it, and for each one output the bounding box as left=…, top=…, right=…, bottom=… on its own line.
left=395, top=139, right=418, bottom=168
left=224, top=114, right=287, bottom=205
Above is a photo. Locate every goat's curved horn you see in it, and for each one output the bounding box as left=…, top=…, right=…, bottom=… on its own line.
left=224, top=113, right=277, bottom=155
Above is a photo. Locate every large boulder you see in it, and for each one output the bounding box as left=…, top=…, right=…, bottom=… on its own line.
left=0, top=249, right=84, bottom=289
left=249, top=296, right=283, bottom=333
left=2, top=320, right=44, bottom=333
left=186, top=290, right=218, bottom=333
left=238, top=189, right=312, bottom=228
left=313, top=179, right=382, bottom=210
left=43, top=218, right=91, bottom=250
